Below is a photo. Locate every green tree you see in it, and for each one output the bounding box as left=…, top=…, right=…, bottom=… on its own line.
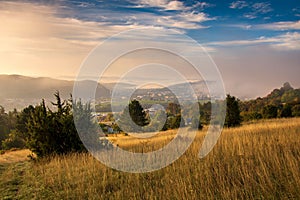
left=279, top=104, right=292, bottom=118
left=262, top=105, right=278, bottom=119
left=225, top=94, right=241, bottom=127
left=241, top=111, right=262, bottom=121
left=199, top=102, right=211, bottom=125
left=168, top=114, right=185, bottom=129
left=0, top=106, right=9, bottom=149
left=292, top=104, right=300, bottom=117
left=119, top=100, right=149, bottom=132
left=167, top=103, right=181, bottom=115
left=16, top=105, right=35, bottom=139
left=129, top=100, right=149, bottom=127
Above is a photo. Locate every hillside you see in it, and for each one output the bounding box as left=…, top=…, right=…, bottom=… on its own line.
left=0, top=75, right=212, bottom=110
left=0, top=75, right=111, bottom=110
left=240, top=82, right=300, bottom=120
left=1, top=118, right=300, bottom=199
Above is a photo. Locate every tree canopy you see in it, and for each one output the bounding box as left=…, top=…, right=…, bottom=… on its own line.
left=225, top=94, right=241, bottom=127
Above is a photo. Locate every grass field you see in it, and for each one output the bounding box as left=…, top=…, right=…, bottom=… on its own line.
left=1, top=118, right=300, bottom=199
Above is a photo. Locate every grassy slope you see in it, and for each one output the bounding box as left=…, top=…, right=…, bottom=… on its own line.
left=1, top=118, right=300, bottom=199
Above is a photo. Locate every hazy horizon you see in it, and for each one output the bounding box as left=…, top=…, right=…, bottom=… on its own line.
left=0, top=73, right=298, bottom=100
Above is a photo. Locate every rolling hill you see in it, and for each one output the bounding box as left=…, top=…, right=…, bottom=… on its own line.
left=0, top=75, right=111, bottom=110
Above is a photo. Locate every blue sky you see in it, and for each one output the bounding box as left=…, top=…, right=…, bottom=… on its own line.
left=0, top=0, right=300, bottom=98
left=58, top=0, right=300, bottom=43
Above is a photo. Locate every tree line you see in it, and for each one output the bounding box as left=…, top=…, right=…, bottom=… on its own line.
left=0, top=82, right=300, bottom=158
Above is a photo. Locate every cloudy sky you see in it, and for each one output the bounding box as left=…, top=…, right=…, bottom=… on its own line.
left=0, top=0, right=300, bottom=98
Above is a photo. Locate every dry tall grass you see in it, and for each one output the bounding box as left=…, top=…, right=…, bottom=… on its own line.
left=2, top=118, right=300, bottom=199
left=0, top=149, right=31, bottom=163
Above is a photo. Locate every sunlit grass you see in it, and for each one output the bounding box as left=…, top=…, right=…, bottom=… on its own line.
left=1, top=118, right=300, bottom=199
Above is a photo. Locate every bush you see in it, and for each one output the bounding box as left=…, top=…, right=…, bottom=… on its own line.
left=1, top=130, right=25, bottom=150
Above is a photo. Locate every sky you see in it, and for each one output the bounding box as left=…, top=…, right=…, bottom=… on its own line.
left=0, top=0, right=300, bottom=98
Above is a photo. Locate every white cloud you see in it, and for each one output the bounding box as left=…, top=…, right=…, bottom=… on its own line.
left=0, top=0, right=216, bottom=78
left=256, top=20, right=300, bottom=31
left=156, top=11, right=214, bottom=29
left=0, top=1, right=173, bottom=77
left=126, top=1, right=214, bottom=29
left=227, top=24, right=252, bottom=30
left=74, top=2, right=96, bottom=8
left=193, top=2, right=212, bottom=9
left=242, top=2, right=273, bottom=19
left=178, top=12, right=214, bottom=22
left=243, top=14, right=257, bottom=19
left=230, top=21, right=300, bottom=31
left=157, top=16, right=204, bottom=29
left=131, top=0, right=211, bottom=11
left=132, top=0, right=186, bottom=10
left=164, top=1, right=185, bottom=10
left=138, top=0, right=168, bottom=7
left=270, top=32, right=300, bottom=50
left=229, top=1, right=248, bottom=9
left=252, top=2, right=272, bottom=14
left=207, top=32, right=300, bottom=51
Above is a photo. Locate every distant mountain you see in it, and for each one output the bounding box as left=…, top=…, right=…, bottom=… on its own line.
left=102, top=82, right=136, bottom=91
left=0, top=75, right=111, bottom=110
left=0, top=75, right=217, bottom=111
left=0, top=75, right=70, bottom=99
left=3, top=75, right=298, bottom=113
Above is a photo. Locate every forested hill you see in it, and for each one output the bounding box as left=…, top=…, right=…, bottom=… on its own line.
left=240, top=82, right=300, bottom=120
left=265, top=82, right=300, bottom=104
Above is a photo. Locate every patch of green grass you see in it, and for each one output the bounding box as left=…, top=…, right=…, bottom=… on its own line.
left=0, top=162, right=26, bottom=200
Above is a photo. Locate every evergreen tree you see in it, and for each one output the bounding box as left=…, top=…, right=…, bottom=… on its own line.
left=129, top=100, right=149, bottom=127
left=119, top=100, right=149, bottom=132
left=16, top=105, right=35, bottom=139
left=225, top=94, right=241, bottom=127
left=23, top=92, right=90, bottom=157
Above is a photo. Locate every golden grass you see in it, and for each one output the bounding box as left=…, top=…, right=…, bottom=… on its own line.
left=1, top=118, right=300, bottom=199
left=107, top=129, right=180, bottom=152
left=0, top=149, right=31, bottom=164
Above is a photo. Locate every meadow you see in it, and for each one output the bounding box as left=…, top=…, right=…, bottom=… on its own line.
left=1, top=118, right=300, bottom=199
